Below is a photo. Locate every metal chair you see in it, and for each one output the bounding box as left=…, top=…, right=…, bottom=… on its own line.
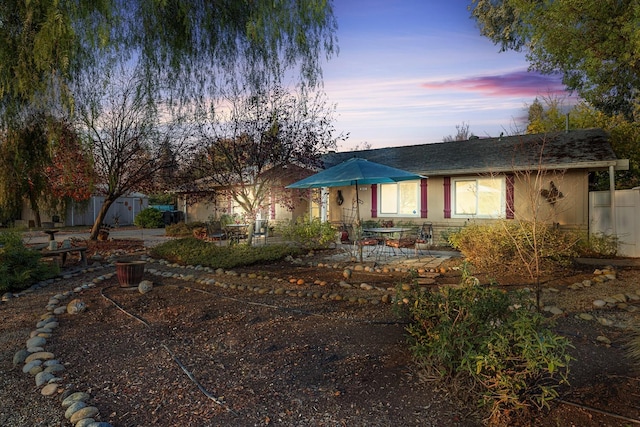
left=414, top=222, right=433, bottom=257
left=254, top=219, right=269, bottom=245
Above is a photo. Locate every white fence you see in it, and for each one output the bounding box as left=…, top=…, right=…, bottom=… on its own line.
left=589, top=188, right=640, bottom=257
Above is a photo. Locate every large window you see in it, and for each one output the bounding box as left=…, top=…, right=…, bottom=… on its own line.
left=453, top=177, right=504, bottom=218
left=379, top=181, right=419, bottom=216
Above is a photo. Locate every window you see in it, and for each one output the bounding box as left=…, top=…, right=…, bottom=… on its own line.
left=379, top=181, right=419, bottom=216
left=452, top=177, right=505, bottom=218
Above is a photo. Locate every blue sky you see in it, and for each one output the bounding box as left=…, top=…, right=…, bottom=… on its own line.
left=323, top=0, right=572, bottom=150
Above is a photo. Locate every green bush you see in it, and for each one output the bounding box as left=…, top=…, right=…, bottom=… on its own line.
left=165, top=221, right=207, bottom=237
left=574, top=232, right=618, bottom=257
left=0, top=231, right=59, bottom=292
left=149, top=237, right=303, bottom=269
left=447, top=221, right=578, bottom=275
left=134, top=207, right=164, bottom=228
left=401, top=276, right=572, bottom=424
left=276, top=217, right=337, bottom=249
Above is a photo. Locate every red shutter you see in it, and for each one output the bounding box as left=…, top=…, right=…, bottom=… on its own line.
left=506, top=174, right=515, bottom=219
left=443, top=177, right=451, bottom=218
left=420, top=178, right=428, bottom=218
left=371, top=184, right=378, bottom=218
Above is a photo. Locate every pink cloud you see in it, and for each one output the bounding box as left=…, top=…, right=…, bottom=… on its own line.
left=422, top=70, right=569, bottom=97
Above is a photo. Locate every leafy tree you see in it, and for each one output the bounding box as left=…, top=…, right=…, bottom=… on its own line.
left=469, top=0, right=640, bottom=117
left=0, top=0, right=338, bottom=123
left=525, top=97, right=640, bottom=189
left=192, top=83, right=344, bottom=244
left=75, top=66, right=192, bottom=240
left=0, top=112, right=51, bottom=227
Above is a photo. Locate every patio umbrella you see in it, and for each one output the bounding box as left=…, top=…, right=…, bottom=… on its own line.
left=286, top=157, right=425, bottom=260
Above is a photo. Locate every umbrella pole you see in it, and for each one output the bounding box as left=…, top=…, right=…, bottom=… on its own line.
left=355, top=181, right=363, bottom=263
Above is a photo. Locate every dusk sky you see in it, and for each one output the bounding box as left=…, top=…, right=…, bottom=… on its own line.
left=323, top=0, right=573, bottom=150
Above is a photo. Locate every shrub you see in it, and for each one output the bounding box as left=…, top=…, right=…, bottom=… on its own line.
left=0, top=231, right=59, bottom=292
left=165, top=221, right=207, bottom=237
left=276, top=217, right=337, bottom=249
left=447, top=221, right=578, bottom=276
left=400, top=276, right=572, bottom=424
left=134, top=207, right=164, bottom=228
left=149, top=237, right=302, bottom=269
left=574, top=232, right=618, bottom=258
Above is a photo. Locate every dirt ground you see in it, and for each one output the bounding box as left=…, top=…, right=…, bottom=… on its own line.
left=1, top=240, right=640, bottom=427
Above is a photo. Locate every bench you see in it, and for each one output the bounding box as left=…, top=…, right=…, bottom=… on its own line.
left=41, top=246, right=88, bottom=267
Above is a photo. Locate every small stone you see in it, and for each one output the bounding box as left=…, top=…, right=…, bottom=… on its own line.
left=26, top=336, right=46, bottom=348
left=612, top=293, right=627, bottom=303
left=138, top=280, right=153, bottom=294
left=44, top=364, right=65, bottom=374
left=22, top=360, right=42, bottom=374
left=35, top=371, right=55, bottom=387
left=593, top=299, right=607, bottom=308
left=62, top=391, right=91, bottom=408
left=29, top=365, right=43, bottom=375
left=25, top=351, right=55, bottom=364
left=70, top=406, right=99, bottom=424
left=597, top=317, right=614, bottom=326
left=53, top=307, right=66, bottom=315
left=13, top=349, right=29, bottom=366
left=41, top=383, right=58, bottom=396
left=360, top=283, right=373, bottom=291
left=578, top=313, right=594, bottom=321
left=67, top=299, right=86, bottom=314
left=75, top=419, right=97, bottom=427
left=342, top=269, right=352, bottom=279
left=596, top=335, right=612, bottom=345
left=65, top=401, right=88, bottom=419
left=549, top=306, right=564, bottom=315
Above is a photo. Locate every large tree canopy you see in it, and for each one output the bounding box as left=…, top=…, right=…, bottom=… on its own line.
left=469, top=0, right=640, bottom=117
left=0, top=0, right=338, bottom=120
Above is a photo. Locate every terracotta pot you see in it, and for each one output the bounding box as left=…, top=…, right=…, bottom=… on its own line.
left=116, top=261, right=146, bottom=288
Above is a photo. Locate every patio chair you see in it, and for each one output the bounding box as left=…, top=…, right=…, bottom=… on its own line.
left=385, top=228, right=417, bottom=258
left=414, top=222, right=433, bottom=257
left=207, top=221, right=226, bottom=241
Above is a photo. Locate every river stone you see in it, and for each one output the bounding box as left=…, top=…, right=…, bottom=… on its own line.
left=596, top=335, right=612, bottom=345
left=25, top=351, right=55, bottom=364
left=87, top=422, right=112, bottom=427
left=70, top=406, right=99, bottom=424
left=342, top=269, right=352, bottom=279
left=13, top=349, right=29, bottom=366
left=26, top=336, right=46, bottom=348
left=27, top=346, right=44, bottom=353
left=65, top=401, right=88, bottom=419
left=41, top=383, right=58, bottom=396
left=593, top=299, right=607, bottom=308
left=45, top=364, right=65, bottom=374
left=578, top=313, right=594, bottom=321
left=138, top=280, right=153, bottom=294
left=360, top=283, right=373, bottom=291
left=598, top=317, right=614, bottom=326
left=67, top=299, right=86, bottom=314
left=29, top=365, right=43, bottom=375
left=22, top=360, right=42, bottom=373
left=62, top=391, right=91, bottom=408
left=35, top=371, right=55, bottom=387
left=75, top=419, right=97, bottom=427
left=549, top=306, right=564, bottom=315
left=53, top=307, right=66, bottom=315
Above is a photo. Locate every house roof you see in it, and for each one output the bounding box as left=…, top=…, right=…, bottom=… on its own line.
left=322, top=128, right=621, bottom=176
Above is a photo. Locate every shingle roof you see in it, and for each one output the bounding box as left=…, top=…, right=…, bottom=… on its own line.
left=322, top=128, right=619, bottom=176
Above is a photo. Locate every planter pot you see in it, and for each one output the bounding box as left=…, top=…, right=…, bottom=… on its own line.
left=116, top=261, right=146, bottom=288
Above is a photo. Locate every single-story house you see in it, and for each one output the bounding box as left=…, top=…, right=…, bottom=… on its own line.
left=175, top=128, right=628, bottom=245
left=305, top=128, right=628, bottom=244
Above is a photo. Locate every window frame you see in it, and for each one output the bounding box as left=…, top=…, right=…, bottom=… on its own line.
left=451, top=176, right=506, bottom=219
left=377, top=180, right=421, bottom=217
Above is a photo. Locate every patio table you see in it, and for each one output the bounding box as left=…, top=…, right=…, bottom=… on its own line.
left=224, top=224, right=248, bottom=243
left=362, top=227, right=413, bottom=258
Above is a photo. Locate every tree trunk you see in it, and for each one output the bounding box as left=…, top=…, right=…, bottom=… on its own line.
left=28, top=192, right=42, bottom=228
left=89, top=198, right=116, bottom=240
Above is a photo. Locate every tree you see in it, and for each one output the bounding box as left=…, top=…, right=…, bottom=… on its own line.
left=0, top=0, right=338, bottom=124
left=193, top=83, right=344, bottom=244
left=75, top=66, right=192, bottom=240
left=443, top=122, right=474, bottom=142
left=469, top=0, right=640, bottom=117
left=525, top=97, right=640, bottom=189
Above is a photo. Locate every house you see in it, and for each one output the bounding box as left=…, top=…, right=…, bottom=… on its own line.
left=174, top=128, right=628, bottom=245
left=309, top=128, right=627, bottom=244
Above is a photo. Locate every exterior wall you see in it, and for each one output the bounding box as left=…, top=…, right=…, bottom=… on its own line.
left=323, top=170, right=590, bottom=245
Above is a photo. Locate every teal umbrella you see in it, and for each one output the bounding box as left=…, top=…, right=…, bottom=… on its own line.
left=287, top=157, right=425, bottom=260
